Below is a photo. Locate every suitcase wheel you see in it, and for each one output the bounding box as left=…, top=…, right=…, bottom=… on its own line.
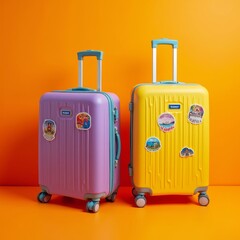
left=106, top=192, right=117, bottom=202
left=198, top=192, right=210, bottom=206
left=132, top=188, right=138, bottom=197
left=37, top=192, right=52, bottom=203
left=86, top=201, right=100, bottom=213
left=135, top=195, right=147, bottom=208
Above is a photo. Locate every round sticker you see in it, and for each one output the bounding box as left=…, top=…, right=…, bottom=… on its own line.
left=76, top=112, right=91, bottom=130
left=188, top=104, right=204, bottom=124
left=158, top=113, right=175, bottom=132
left=43, top=119, right=56, bottom=141
left=180, top=147, right=194, bottom=158
left=145, top=137, right=161, bottom=152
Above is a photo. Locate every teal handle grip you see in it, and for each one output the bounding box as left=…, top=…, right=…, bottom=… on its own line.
left=69, top=87, right=95, bottom=91
left=77, top=50, right=103, bottom=60
left=152, top=38, right=178, bottom=48
left=115, top=128, right=121, bottom=161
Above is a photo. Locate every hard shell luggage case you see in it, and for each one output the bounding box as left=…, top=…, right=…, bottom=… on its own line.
left=38, top=50, right=121, bottom=213
left=129, top=39, right=209, bottom=207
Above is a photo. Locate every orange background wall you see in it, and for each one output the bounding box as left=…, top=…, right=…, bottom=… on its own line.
left=1, top=0, right=240, bottom=186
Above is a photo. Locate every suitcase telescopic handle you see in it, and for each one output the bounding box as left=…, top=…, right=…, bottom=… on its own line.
left=77, top=50, right=103, bottom=91
left=151, top=38, right=178, bottom=83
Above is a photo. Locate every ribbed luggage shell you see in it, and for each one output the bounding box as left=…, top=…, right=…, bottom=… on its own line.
left=131, top=84, right=209, bottom=195
left=39, top=92, right=119, bottom=199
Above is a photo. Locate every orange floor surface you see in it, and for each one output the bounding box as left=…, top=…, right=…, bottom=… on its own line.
left=0, top=186, right=239, bottom=240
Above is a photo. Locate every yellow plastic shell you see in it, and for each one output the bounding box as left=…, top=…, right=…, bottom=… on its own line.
left=131, top=83, right=209, bottom=195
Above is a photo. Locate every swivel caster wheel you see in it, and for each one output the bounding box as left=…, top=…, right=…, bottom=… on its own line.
left=38, top=192, right=52, bottom=203
left=86, top=201, right=100, bottom=213
left=198, top=192, right=210, bottom=206
left=106, top=192, right=117, bottom=202
left=135, top=195, right=147, bottom=208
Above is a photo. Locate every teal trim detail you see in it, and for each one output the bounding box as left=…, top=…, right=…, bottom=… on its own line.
left=54, top=88, right=96, bottom=93
left=152, top=38, right=178, bottom=48
left=156, top=81, right=199, bottom=85
left=68, top=87, right=96, bottom=92
left=115, top=128, right=121, bottom=161
left=154, top=81, right=185, bottom=85
left=77, top=50, right=103, bottom=60
left=99, top=92, right=115, bottom=195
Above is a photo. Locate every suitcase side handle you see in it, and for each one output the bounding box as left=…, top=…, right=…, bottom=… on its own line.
left=114, top=127, right=121, bottom=167
left=151, top=38, right=178, bottom=83
left=77, top=50, right=103, bottom=91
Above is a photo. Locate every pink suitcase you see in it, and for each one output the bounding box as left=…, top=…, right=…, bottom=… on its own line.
left=38, top=50, right=121, bottom=213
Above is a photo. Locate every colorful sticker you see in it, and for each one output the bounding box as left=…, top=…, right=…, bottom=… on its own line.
left=180, top=147, right=194, bottom=158
left=158, top=113, right=175, bottom=132
left=145, top=137, right=161, bottom=152
left=188, top=104, right=204, bottom=124
left=43, top=119, right=56, bottom=141
left=76, top=112, right=91, bottom=130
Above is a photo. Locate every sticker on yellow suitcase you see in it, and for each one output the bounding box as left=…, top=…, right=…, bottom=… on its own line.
left=43, top=119, right=56, bottom=141
left=157, top=113, right=175, bottom=132
left=180, top=147, right=194, bottom=157
left=76, top=112, right=91, bottom=130
left=145, top=137, right=161, bottom=152
left=188, top=104, right=204, bottom=124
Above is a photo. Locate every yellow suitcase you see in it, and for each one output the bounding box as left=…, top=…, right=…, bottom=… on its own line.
left=129, top=39, right=209, bottom=207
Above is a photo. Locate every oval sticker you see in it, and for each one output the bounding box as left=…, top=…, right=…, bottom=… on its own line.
left=145, top=137, right=161, bottom=152
left=188, top=104, right=204, bottom=124
left=43, top=119, right=56, bottom=141
left=158, top=113, right=175, bottom=132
